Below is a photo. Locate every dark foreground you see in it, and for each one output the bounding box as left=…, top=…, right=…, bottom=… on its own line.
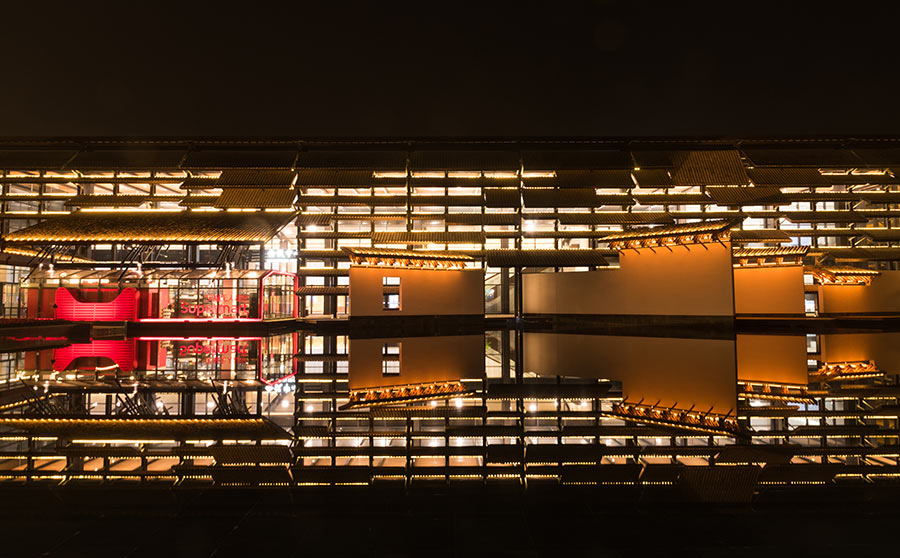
left=2, top=484, right=899, bottom=557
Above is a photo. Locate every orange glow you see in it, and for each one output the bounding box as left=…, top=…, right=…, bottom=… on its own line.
left=812, top=360, right=882, bottom=382
left=606, top=401, right=741, bottom=436
left=343, top=381, right=472, bottom=409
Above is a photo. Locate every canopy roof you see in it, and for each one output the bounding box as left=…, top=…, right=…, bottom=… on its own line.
left=24, top=267, right=277, bottom=283
left=344, top=247, right=474, bottom=268
left=600, top=219, right=735, bottom=244
left=732, top=246, right=809, bottom=258
left=0, top=417, right=290, bottom=440
left=4, top=211, right=295, bottom=244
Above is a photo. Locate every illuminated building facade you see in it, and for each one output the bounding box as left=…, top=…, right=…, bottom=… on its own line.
left=0, top=137, right=898, bottom=497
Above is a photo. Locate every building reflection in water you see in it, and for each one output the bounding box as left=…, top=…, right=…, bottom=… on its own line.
left=0, top=326, right=895, bottom=491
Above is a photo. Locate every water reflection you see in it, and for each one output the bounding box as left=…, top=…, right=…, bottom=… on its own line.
left=0, top=326, right=898, bottom=486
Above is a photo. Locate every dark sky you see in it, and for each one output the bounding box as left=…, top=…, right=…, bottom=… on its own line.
left=2, top=2, right=899, bottom=137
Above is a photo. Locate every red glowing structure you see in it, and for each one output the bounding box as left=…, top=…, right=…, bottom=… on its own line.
left=22, top=268, right=297, bottom=322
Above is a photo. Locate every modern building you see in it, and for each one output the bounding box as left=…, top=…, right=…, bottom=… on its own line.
left=0, top=137, right=898, bottom=495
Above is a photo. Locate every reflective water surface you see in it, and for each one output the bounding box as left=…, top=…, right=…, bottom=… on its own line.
left=0, top=321, right=898, bottom=491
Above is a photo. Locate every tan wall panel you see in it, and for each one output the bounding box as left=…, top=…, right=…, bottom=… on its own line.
left=349, top=267, right=484, bottom=316
left=736, top=334, right=808, bottom=385
left=820, top=333, right=900, bottom=373
left=733, top=266, right=805, bottom=315
left=819, top=271, right=900, bottom=314
left=524, top=242, right=734, bottom=316
left=349, top=335, right=484, bottom=390
left=524, top=333, right=738, bottom=415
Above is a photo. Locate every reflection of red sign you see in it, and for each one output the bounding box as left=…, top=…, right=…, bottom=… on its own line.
left=179, top=294, right=250, bottom=318
left=55, top=288, right=138, bottom=321
left=53, top=339, right=136, bottom=371
left=177, top=341, right=250, bottom=358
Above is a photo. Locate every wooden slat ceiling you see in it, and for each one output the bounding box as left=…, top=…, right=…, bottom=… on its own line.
left=295, top=169, right=374, bottom=186
left=523, top=170, right=633, bottom=188
left=371, top=231, right=486, bottom=244
left=556, top=212, right=673, bottom=225
left=671, top=150, right=750, bottom=187
left=706, top=186, right=786, bottom=205
left=747, top=167, right=828, bottom=186
left=216, top=169, right=296, bottom=187
left=65, top=194, right=152, bottom=207
left=214, top=188, right=296, bottom=208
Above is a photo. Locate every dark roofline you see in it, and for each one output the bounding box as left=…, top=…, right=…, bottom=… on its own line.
left=4, top=135, right=900, bottom=149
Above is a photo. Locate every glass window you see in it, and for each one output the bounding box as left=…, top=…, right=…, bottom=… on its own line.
left=382, top=342, right=400, bottom=376
left=382, top=277, right=400, bottom=310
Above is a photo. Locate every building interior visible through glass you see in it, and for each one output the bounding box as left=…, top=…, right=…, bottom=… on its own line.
left=0, top=139, right=898, bottom=493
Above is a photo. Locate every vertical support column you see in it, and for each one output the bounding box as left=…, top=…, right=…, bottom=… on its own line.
left=181, top=391, right=195, bottom=417
left=500, top=266, right=510, bottom=315
left=514, top=267, right=523, bottom=319
left=514, top=325, right=525, bottom=486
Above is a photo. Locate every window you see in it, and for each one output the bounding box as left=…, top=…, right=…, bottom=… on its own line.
left=806, top=334, right=819, bottom=354
left=382, top=342, right=400, bottom=375
left=804, top=293, right=818, bottom=316
left=382, top=276, right=401, bottom=310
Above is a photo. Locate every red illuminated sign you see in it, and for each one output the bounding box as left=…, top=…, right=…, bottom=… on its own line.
left=55, top=288, right=138, bottom=321
left=179, top=293, right=250, bottom=318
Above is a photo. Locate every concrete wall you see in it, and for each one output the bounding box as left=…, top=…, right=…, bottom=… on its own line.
left=818, top=271, right=900, bottom=315
left=524, top=332, right=738, bottom=415
left=524, top=242, right=734, bottom=316
left=820, top=333, right=900, bottom=373
left=349, top=266, right=484, bottom=317
left=349, top=335, right=484, bottom=390
left=733, top=266, right=805, bottom=316
left=736, top=334, right=808, bottom=386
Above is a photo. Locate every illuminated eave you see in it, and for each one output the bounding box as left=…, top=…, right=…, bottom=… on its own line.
left=608, top=231, right=730, bottom=251
left=806, top=265, right=881, bottom=286
left=603, top=401, right=742, bottom=437
left=739, top=383, right=815, bottom=405
left=341, top=381, right=473, bottom=410
left=812, top=360, right=883, bottom=382
left=733, top=255, right=804, bottom=268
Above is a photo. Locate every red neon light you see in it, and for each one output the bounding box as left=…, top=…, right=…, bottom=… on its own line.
left=53, top=339, right=136, bottom=372
left=135, top=318, right=263, bottom=323
left=55, top=288, right=138, bottom=321
left=136, top=336, right=263, bottom=341
left=259, top=372, right=297, bottom=386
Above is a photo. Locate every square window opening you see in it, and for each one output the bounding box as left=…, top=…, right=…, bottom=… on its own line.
left=382, top=276, right=401, bottom=310
left=382, top=342, right=400, bottom=376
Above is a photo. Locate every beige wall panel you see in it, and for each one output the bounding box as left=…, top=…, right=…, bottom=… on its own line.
left=820, top=333, right=900, bottom=373
left=735, top=334, right=808, bottom=386
left=524, top=242, right=734, bottom=316
left=819, top=271, right=900, bottom=314
left=349, top=335, right=484, bottom=390
left=524, top=333, right=738, bottom=415
left=733, top=266, right=805, bottom=315
left=349, top=267, right=484, bottom=316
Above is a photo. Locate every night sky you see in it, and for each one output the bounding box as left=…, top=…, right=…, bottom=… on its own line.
left=2, top=2, right=899, bottom=137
